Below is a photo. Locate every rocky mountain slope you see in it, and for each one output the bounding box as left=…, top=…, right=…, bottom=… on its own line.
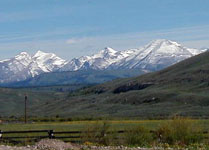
left=0, top=39, right=206, bottom=84
left=0, top=51, right=67, bottom=84
left=61, top=39, right=205, bottom=72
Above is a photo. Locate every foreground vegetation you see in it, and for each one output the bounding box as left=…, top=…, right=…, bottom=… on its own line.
left=1, top=118, right=209, bottom=131
left=0, top=118, right=209, bottom=149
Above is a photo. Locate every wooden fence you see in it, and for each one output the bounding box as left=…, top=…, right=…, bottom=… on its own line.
left=0, top=129, right=126, bottom=144
left=0, top=130, right=208, bottom=144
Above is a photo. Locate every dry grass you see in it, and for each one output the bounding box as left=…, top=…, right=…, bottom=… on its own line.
left=155, top=117, right=204, bottom=145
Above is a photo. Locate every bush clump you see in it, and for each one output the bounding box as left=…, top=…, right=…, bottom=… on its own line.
left=155, top=117, right=204, bottom=145
left=81, top=121, right=113, bottom=145
left=124, top=126, right=153, bottom=146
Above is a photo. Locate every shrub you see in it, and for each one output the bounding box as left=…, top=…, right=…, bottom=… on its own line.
left=155, top=117, right=204, bottom=145
left=124, top=126, right=153, bottom=146
left=81, top=121, right=112, bottom=145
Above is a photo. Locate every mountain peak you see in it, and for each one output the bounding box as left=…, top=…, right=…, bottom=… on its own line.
left=104, top=47, right=117, bottom=53
left=16, top=51, right=30, bottom=56
left=15, top=52, right=31, bottom=60
left=32, top=50, right=67, bottom=72
left=36, top=50, right=45, bottom=54
left=33, top=50, right=51, bottom=58
left=141, top=39, right=185, bottom=55
left=99, top=47, right=117, bottom=56
left=19, top=51, right=30, bottom=55
left=152, top=39, right=169, bottom=43
left=149, top=39, right=181, bottom=47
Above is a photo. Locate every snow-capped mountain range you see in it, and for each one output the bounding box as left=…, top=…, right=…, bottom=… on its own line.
left=0, top=51, right=67, bottom=83
left=61, top=39, right=205, bottom=71
left=0, top=39, right=206, bottom=84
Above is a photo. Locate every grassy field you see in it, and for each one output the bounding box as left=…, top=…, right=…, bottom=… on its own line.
left=1, top=119, right=209, bottom=131
left=0, top=119, right=209, bottom=148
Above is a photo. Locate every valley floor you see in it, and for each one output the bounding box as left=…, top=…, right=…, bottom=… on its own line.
left=0, top=120, right=208, bottom=150
left=1, top=120, right=209, bottom=131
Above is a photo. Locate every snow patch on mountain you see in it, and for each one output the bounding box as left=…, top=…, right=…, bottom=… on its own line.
left=109, top=39, right=206, bottom=71
left=61, top=39, right=205, bottom=72
left=60, top=47, right=137, bottom=71
left=0, top=39, right=206, bottom=84
left=33, top=50, right=67, bottom=72
left=0, top=51, right=67, bottom=83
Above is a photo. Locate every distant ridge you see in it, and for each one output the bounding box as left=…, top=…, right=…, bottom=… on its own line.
left=0, top=39, right=206, bottom=85
left=61, top=39, right=205, bottom=72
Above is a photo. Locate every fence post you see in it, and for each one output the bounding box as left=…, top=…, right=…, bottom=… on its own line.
left=0, top=130, right=2, bottom=139
left=48, top=130, right=54, bottom=139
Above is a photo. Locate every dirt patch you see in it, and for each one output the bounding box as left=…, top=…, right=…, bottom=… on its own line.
left=0, top=139, right=159, bottom=150
left=35, top=139, right=80, bottom=150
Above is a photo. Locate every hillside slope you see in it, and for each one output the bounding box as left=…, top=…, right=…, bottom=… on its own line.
left=1, top=52, right=209, bottom=118
left=94, top=51, right=209, bottom=92
left=58, top=51, right=209, bottom=118
left=5, top=69, right=144, bottom=87
left=0, top=87, right=67, bottom=117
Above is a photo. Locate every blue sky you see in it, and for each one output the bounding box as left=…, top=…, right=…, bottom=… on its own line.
left=0, top=0, right=209, bottom=60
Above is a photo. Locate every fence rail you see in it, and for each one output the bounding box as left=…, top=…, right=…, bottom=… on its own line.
left=0, top=129, right=208, bottom=144
left=0, top=129, right=126, bottom=144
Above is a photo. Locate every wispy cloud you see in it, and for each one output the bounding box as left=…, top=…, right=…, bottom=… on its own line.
left=0, top=6, right=72, bottom=23
left=64, top=25, right=209, bottom=50
left=66, top=38, right=81, bottom=45
left=0, top=25, right=209, bottom=60
left=0, top=26, right=101, bottom=43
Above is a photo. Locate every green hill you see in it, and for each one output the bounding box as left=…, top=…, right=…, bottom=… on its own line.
left=59, top=51, right=209, bottom=118
left=0, top=87, right=68, bottom=117
left=1, top=52, right=209, bottom=119
left=5, top=69, right=144, bottom=87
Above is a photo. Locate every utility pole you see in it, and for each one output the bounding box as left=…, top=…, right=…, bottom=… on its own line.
left=24, top=95, right=27, bottom=124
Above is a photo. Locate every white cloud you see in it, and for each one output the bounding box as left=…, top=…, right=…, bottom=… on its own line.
left=66, top=38, right=80, bottom=44
left=0, top=25, right=209, bottom=61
